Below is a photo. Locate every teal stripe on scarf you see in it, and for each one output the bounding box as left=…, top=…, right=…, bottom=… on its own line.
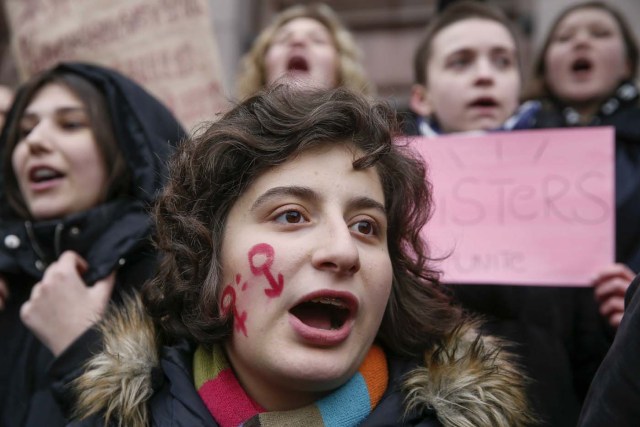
left=317, top=372, right=370, bottom=426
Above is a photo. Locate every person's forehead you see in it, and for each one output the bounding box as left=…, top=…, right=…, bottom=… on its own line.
left=246, top=145, right=383, bottom=198
left=432, top=18, right=516, bottom=56
left=28, top=83, right=81, bottom=106
left=556, top=7, right=619, bottom=29
left=276, top=17, right=331, bottom=35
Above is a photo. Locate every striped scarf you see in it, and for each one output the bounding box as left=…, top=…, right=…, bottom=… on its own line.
left=193, top=344, right=388, bottom=427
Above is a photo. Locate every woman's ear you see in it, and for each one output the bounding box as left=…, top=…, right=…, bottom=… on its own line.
left=409, top=84, right=433, bottom=117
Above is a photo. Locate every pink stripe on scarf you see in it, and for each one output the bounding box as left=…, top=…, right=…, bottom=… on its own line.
left=199, top=368, right=264, bottom=427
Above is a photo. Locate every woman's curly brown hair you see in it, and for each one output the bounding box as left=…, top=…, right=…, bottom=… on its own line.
left=143, top=85, right=461, bottom=357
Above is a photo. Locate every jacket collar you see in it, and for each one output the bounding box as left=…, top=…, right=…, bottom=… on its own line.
left=418, top=100, right=541, bottom=137
left=160, top=340, right=216, bottom=423
left=72, top=295, right=533, bottom=427
left=546, top=80, right=640, bottom=126
left=0, top=198, right=150, bottom=284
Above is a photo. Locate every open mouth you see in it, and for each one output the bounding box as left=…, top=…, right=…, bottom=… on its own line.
left=571, top=58, right=593, bottom=73
left=29, top=166, right=64, bottom=184
left=290, top=296, right=351, bottom=330
left=287, top=56, right=309, bottom=72
left=469, top=97, right=498, bottom=108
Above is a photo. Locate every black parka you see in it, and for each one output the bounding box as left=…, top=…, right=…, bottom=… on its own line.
left=578, top=274, right=640, bottom=427
left=399, top=95, right=622, bottom=426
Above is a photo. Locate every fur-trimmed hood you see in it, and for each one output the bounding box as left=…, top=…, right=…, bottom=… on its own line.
left=73, top=296, right=534, bottom=427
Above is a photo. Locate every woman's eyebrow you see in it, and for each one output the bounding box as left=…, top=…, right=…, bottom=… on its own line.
left=23, top=106, right=87, bottom=118
left=250, top=186, right=386, bottom=216
left=347, top=196, right=387, bottom=217
left=250, top=186, right=318, bottom=212
left=20, top=112, right=39, bottom=122
left=55, top=107, right=88, bottom=115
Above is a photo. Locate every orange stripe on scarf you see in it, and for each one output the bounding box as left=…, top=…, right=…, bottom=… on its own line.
left=358, top=345, right=388, bottom=409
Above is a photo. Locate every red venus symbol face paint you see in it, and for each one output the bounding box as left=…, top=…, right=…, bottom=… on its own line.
left=248, top=243, right=284, bottom=298
left=220, top=285, right=248, bottom=337
left=219, top=243, right=285, bottom=338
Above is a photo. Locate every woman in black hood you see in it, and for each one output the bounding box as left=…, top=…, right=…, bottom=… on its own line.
left=0, top=62, right=185, bottom=426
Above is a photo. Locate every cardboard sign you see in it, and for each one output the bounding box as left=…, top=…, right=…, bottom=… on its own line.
left=407, top=127, right=615, bottom=286
left=4, top=0, right=228, bottom=131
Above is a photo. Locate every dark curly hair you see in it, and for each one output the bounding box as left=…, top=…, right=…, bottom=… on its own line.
left=143, top=85, right=462, bottom=357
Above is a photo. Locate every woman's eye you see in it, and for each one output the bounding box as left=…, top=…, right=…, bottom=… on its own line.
left=494, top=55, right=513, bottom=69
left=447, top=56, right=471, bottom=70
left=350, top=220, right=376, bottom=236
left=19, top=118, right=36, bottom=137
left=310, top=34, right=331, bottom=45
left=19, top=126, right=34, bottom=138
left=591, top=28, right=612, bottom=38
left=553, top=31, right=573, bottom=43
left=59, top=120, right=88, bottom=130
left=272, top=30, right=295, bottom=45
left=275, top=210, right=306, bottom=224
left=272, top=35, right=287, bottom=45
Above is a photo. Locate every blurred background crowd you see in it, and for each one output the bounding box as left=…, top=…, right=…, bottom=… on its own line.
left=2, top=0, right=639, bottom=126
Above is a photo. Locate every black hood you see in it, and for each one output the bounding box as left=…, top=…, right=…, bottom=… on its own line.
left=55, top=62, right=185, bottom=203
left=0, top=62, right=186, bottom=283
left=0, top=62, right=186, bottom=204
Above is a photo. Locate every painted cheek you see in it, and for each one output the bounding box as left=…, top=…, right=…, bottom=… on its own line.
left=220, top=280, right=248, bottom=337
left=220, top=243, right=286, bottom=339
left=248, top=243, right=284, bottom=298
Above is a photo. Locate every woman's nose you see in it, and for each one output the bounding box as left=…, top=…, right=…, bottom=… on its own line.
left=24, top=121, right=52, bottom=153
left=474, top=58, right=495, bottom=86
left=572, top=29, right=592, bottom=48
left=311, top=221, right=361, bottom=275
left=289, top=32, right=308, bottom=47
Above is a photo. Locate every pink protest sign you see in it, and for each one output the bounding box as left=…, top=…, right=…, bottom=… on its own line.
left=408, top=127, right=615, bottom=286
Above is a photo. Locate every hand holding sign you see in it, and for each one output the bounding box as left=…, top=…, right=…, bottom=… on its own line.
left=592, top=263, right=635, bottom=327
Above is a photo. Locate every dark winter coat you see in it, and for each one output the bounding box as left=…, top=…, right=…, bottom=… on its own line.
left=0, top=62, right=186, bottom=427
left=577, top=274, right=640, bottom=427
left=522, top=81, right=640, bottom=425
left=399, top=99, right=618, bottom=426
left=531, top=80, right=640, bottom=271
left=68, top=295, right=533, bottom=427
left=451, top=285, right=610, bottom=426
